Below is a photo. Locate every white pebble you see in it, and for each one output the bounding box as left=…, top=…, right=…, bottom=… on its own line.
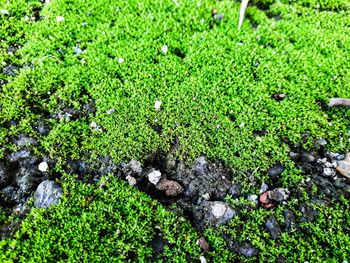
left=38, top=162, right=49, bottom=172
left=118, top=57, right=125, bottom=64
left=56, top=16, right=64, bottom=22
left=0, top=9, right=9, bottom=15
left=161, top=45, right=168, bottom=54
left=107, top=108, right=115, bottom=114
left=154, top=100, right=162, bottom=110
left=200, top=256, right=207, bottom=263
left=148, top=170, right=162, bottom=185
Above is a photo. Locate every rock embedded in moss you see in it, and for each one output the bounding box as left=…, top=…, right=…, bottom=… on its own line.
left=34, top=180, right=62, bottom=208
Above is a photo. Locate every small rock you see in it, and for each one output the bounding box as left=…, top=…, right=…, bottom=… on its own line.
left=34, top=180, right=63, bottom=208
left=323, top=167, right=335, bottom=177
left=126, top=176, right=137, bottom=186
left=154, top=100, right=162, bottom=110
left=268, top=188, right=289, bottom=202
left=247, top=194, right=258, bottom=204
left=238, top=243, right=259, bottom=258
left=284, top=209, right=296, bottom=231
left=0, top=9, right=9, bottom=15
left=13, top=135, right=36, bottom=147
left=259, top=192, right=273, bottom=208
left=208, top=201, right=236, bottom=225
left=17, top=170, right=37, bottom=194
left=336, top=153, right=350, bottom=179
left=312, top=175, right=337, bottom=198
left=300, top=205, right=318, bottom=223
left=333, top=178, right=349, bottom=190
left=229, top=183, right=241, bottom=197
left=151, top=229, right=165, bottom=254
left=107, top=108, right=115, bottom=114
left=118, top=58, right=125, bottom=64
left=300, top=152, right=316, bottom=163
left=56, top=16, right=64, bottom=22
left=213, top=13, right=224, bottom=21
left=122, top=160, right=142, bottom=176
left=193, top=157, right=209, bottom=176
left=3, top=65, right=19, bottom=76
left=38, top=161, right=49, bottom=172
left=9, top=150, right=30, bottom=162
left=90, top=121, right=102, bottom=131
left=202, top=192, right=211, bottom=200
left=268, top=163, right=285, bottom=181
left=259, top=183, right=269, bottom=194
left=161, top=45, right=168, bottom=54
left=73, top=46, right=83, bottom=55
left=266, top=216, right=281, bottom=239
left=148, top=170, right=162, bottom=185
left=289, top=151, right=300, bottom=161
left=200, top=256, right=207, bottom=263
left=197, top=237, right=210, bottom=252
left=156, top=179, right=183, bottom=196
left=272, top=93, right=286, bottom=101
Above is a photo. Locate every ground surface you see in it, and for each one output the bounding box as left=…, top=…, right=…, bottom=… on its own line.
left=0, top=0, right=350, bottom=262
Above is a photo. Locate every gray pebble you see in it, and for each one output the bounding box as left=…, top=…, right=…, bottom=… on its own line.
left=266, top=216, right=281, bottom=239
left=238, top=243, right=258, bottom=258
left=9, top=150, right=31, bottom=162
left=34, top=180, right=63, bottom=208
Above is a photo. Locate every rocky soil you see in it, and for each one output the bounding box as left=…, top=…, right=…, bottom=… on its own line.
left=1, top=131, right=350, bottom=258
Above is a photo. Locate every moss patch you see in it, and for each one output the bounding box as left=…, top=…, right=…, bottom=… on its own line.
left=1, top=0, right=350, bottom=261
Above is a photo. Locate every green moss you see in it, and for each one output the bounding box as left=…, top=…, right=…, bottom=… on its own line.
left=0, top=175, right=202, bottom=262
left=1, top=0, right=350, bottom=261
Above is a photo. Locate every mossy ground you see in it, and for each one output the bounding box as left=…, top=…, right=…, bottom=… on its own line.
left=1, top=0, right=350, bottom=261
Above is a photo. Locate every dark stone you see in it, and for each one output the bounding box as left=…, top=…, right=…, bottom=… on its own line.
left=12, top=135, right=36, bottom=147
left=9, top=150, right=31, bottom=162
left=289, top=151, right=300, bottom=161
left=333, top=178, right=349, bottom=190
left=268, top=163, right=285, bottom=181
left=0, top=186, right=23, bottom=207
left=3, top=64, right=19, bottom=76
left=238, top=243, right=259, bottom=258
left=96, top=157, right=118, bottom=176
left=284, top=209, right=296, bottom=231
left=0, top=162, right=11, bottom=187
left=272, top=93, right=286, bottom=101
left=229, top=183, right=242, bottom=197
left=151, top=228, right=165, bottom=254
left=312, top=175, right=337, bottom=198
left=192, top=157, right=209, bottom=176
left=266, top=216, right=281, bottom=239
left=17, top=168, right=40, bottom=195
left=122, top=160, right=142, bottom=177
left=267, top=188, right=289, bottom=202
left=34, top=180, right=63, bottom=208
left=82, top=101, right=96, bottom=114
left=300, top=205, right=318, bottom=223
left=300, top=151, right=317, bottom=163
left=67, top=160, right=89, bottom=175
